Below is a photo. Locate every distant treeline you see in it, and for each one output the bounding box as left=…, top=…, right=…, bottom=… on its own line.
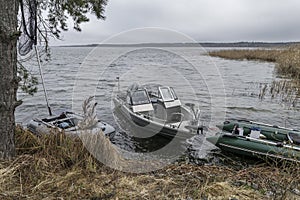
left=60, top=42, right=300, bottom=48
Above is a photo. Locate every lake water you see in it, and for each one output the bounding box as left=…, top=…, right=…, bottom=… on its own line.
left=16, top=46, right=300, bottom=161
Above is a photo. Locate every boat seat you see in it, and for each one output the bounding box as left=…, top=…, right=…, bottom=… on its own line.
left=150, top=97, right=158, bottom=103
left=237, top=128, right=244, bottom=136
left=57, top=122, right=71, bottom=129
left=54, top=117, right=76, bottom=128
left=249, top=129, right=261, bottom=139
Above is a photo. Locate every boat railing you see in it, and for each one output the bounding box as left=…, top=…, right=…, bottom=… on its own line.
left=137, top=112, right=167, bottom=124
left=33, top=118, right=57, bottom=129
left=247, top=136, right=300, bottom=151
left=138, top=111, right=185, bottom=130
left=225, top=133, right=300, bottom=151
left=230, top=119, right=299, bottom=132
left=37, top=115, right=77, bottom=129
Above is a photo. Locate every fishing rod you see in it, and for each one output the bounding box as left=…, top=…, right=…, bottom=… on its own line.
left=19, top=0, right=52, bottom=116
left=33, top=0, right=52, bottom=116
left=34, top=46, right=52, bottom=116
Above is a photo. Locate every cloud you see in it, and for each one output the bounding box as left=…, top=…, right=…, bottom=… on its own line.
left=51, top=0, right=300, bottom=45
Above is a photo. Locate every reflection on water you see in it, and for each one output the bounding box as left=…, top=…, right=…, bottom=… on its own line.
left=16, top=47, right=300, bottom=163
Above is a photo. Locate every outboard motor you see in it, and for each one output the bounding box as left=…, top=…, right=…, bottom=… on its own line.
left=197, top=126, right=204, bottom=134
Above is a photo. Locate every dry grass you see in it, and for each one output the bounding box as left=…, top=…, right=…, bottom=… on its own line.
left=276, top=46, right=300, bottom=80
left=209, top=49, right=282, bottom=63
left=0, top=127, right=299, bottom=199
left=259, top=80, right=299, bottom=108
left=209, top=45, right=300, bottom=81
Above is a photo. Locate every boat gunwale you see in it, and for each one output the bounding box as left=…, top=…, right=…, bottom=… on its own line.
left=226, top=119, right=300, bottom=132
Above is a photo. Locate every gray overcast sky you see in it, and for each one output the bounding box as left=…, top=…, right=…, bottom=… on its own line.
left=52, top=0, right=300, bottom=45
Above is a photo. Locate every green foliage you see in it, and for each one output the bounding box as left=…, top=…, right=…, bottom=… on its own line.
left=40, top=0, right=107, bottom=37
left=17, top=61, right=38, bottom=95
left=18, top=0, right=107, bottom=96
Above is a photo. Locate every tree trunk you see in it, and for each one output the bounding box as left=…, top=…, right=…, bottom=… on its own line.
left=0, top=0, right=20, bottom=159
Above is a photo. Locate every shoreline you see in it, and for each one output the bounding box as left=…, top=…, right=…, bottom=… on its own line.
left=56, top=42, right=300, bottom=48
left=0, top=127, right=299, bottom=199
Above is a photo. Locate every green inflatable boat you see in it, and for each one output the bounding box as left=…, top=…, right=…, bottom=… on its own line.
left=207, top=132, right=300, bottom=162
left=217, top=119, right=300, bottom=142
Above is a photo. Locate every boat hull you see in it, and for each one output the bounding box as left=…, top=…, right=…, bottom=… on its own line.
left=113, top=97, right=196, bottom=140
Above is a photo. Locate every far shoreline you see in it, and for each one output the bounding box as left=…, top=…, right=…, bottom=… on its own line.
left=56, top=41, right=300, bottom=48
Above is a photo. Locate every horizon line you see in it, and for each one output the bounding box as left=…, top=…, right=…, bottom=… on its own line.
left=53, top=41, right=300, bottom=47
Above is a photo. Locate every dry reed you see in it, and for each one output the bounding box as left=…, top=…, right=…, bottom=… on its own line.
left=209, top=46, right=300, bottom=105
left=209, top=46, right=300, bottom=81
left=0, top=126, right=298, bottom=199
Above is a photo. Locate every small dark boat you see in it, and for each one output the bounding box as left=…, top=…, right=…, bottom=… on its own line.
left=207, top=130, right=300, bottom=163
left=217, top=119, right=300, bottom=142
left=27, top=111, right=115, bottom=136
left=113, top=84, right=204, bottom=139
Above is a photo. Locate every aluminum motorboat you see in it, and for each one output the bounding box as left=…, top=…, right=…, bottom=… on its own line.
left=113, top=84, right=204, bottom=139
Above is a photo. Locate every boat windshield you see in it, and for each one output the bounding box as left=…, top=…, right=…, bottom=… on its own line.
left=131, top=90, right=150, bottom=105
left=159, top=87, right=175, bottom=102
left=170, top=87, right=178, bottom=100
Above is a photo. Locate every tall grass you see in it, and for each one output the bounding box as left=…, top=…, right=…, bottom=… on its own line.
left=209, top=46, right=300, bottom=81
left=259, top=80, right=299, bottom=108
left=276, top=46, right=300, bottom=80
left=0, top=126, right=298, bottom=199
left=209, top=49, right=281, bottom=62
left=209, top=46, right=300, bottom=106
